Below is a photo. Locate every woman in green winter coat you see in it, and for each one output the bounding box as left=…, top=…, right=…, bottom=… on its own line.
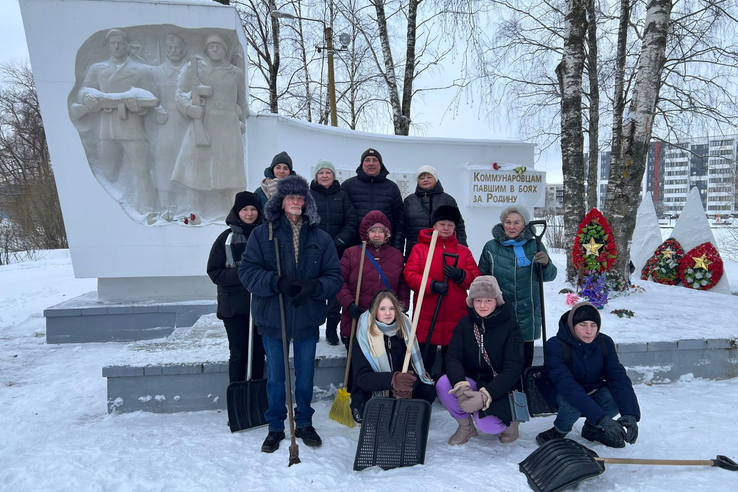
left=478, top=205, right=557, bottom=368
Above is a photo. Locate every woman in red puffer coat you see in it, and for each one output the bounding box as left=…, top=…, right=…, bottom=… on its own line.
left=404, top=205, right=480, bottom=376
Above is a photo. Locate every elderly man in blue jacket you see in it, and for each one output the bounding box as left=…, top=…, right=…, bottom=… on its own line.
left=536, top=302, right=641, bottom=448
left=239, top=175, right=342, bottom=453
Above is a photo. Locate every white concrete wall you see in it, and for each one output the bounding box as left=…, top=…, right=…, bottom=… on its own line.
left=22, top=0, right=537, bottom=289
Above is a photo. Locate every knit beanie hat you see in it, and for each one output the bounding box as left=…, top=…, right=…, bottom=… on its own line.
left=416, top=165, right=438, bottom=182
left=233, top=191, right=260, bottom=213
left=315, top=160, right=336, bottom=178
left=467, top=275, right=505, bottom=307
left=431, top=204, right=461, bottom=226
left=360, top=148, right=383, bottom=166
left=499, top=205, right=531, bottom=225
left=567, top=301, right=601, bottom=339
left=270, top=151, right=293, bottom=172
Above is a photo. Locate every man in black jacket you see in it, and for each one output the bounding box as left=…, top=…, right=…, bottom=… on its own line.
left=341, top=148, right=403, bottom=245
left=239, top=175, right=343, bottom=454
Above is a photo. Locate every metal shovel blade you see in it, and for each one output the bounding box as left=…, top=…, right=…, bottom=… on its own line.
left=354, top=397, right=431, bottom=471
left=519, top=439, right=605, bottom=492
left=226, top=378, right=269, bottom=432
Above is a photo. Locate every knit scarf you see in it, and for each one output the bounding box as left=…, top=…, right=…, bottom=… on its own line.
left=501, top=238, right=531, bottom=267
left=355, top=311, right=433, bottom=385
left=260, top=177, right=280, bottom=200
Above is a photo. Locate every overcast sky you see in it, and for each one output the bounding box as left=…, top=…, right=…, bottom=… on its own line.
left=1, top=0, right=564, bottom=182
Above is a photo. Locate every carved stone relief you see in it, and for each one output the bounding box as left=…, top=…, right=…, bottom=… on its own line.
left=68, top=25, right=247, bottom=225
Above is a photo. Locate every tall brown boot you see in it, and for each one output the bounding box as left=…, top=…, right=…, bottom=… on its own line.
left=499, top=421, right=520, bottom=443
left=448, top=416, right=478, bottom=445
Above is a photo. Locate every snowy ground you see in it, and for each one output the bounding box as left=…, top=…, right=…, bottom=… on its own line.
left=2, top=253, right=738, bottom=491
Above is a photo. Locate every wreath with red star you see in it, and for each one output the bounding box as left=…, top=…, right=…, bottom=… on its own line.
left=572, top=208, right=617, bottom=273
left=678, top=242, right=723, bottom=290
left=641, top=238, right=684, bottom=285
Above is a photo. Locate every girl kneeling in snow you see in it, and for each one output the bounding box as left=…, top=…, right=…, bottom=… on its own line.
left=352, top=291, right=435, bottom=414
left=437, top=276, right=525, bottom=445
left=536, top=301, right=640, bottom=448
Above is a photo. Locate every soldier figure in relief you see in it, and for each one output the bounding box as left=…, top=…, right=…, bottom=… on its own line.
left=79, top=29, right=158, bottom=221
left=173, top=33, right=247, bottom=220
left=151, top=33, right=189, bottom=220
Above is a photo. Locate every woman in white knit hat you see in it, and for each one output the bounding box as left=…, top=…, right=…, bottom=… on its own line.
left=436, top=275, right=525, bottom=445
left=394, top=165, right=467, bottom=258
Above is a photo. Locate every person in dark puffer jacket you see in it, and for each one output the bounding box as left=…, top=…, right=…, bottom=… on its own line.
left=396, top=165, right=468, bottom=258
left=207, top=191, right=264, bottom=383
left=341, top=148, right=403, bottom=245
left=239, top=175, right=343, bottom=454
left=536, top=302, right=641, bottom=449
left=337, top=211, right=410, bottom=422
left=254, top=151, right=296, bottom=208
left=310, top=160, right=358, bottom=345
left=437, top=276, right=525, bottom=445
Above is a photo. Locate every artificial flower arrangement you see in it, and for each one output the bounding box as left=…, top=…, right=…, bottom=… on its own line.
left=641, top=238, right=684, bottom=285
left=678, top=242, right=723, bottom=290
left=572, top=208, right=617, bottom=273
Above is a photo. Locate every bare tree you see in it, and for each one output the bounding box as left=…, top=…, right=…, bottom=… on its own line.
left=605, top=0, right=673, bottom=276
left=557, top=0, right=588, bottom=282
left=585, top=0, right=600, bottom=211
left=0, top=61, right=67, bottom=263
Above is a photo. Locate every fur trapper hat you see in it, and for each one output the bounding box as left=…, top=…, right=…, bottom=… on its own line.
left=466, top=275, right=505, bottom=307
left=263, top=174, right=320, bottom=225
left=431, top=205, right=461, bottom=226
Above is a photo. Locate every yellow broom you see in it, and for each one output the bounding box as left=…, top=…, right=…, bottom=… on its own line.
left=328, top=241, right=367, bottom=428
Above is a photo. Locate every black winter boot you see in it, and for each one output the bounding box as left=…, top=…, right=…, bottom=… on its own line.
left=295, top=426, right=322, bottom=447
left=261, top=431, right=285, bottom=453
left=325, top=320, right=340, bottom=346
left=536, top=427, right=566, bottom=446
left=581, top=421, right=626, bottom=448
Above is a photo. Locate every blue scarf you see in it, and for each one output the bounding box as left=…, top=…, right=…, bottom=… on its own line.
left=502, top=238, right=531, bottom=267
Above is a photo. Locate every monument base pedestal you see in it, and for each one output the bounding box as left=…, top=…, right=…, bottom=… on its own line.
left=44, top=291, right=216, bottom=344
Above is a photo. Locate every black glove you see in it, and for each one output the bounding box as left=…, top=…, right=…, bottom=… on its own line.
left=290, top=279, right=318, bottom=307
left=276, top=275, right=300, bottom=297
left=443, top=265, right=466, bottom=284
left=598, top=416, right=626, bottom=444
left=617, top=415, right=639, bottom=444
left=430, top=280, right=448, bottom=296
left=348, top=302, right=363, bottom=320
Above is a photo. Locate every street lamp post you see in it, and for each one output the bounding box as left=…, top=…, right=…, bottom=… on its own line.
left=271, top=10, right=347, bottom=127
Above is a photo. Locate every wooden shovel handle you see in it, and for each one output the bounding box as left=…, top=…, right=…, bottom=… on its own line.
left=403, top=229, right=439, bottom=373
left=596, top=457, right=715, bottom=466
left=342, top=241, right=367, bottom=388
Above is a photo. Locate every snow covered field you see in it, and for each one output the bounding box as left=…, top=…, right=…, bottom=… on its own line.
left=2, top=252, right=738, bottom=491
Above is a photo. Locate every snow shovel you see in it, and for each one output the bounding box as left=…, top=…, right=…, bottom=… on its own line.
left=421, top=252, right=459, bottom=361
left=519, top=438, right=737, bottom=492
left=328, top=241, right=367, bottom=428
left=226, top=314, right=268, bottom=432
left=274, top=235, right=300, bottom=466
left=354, top=230, right=438, bottom=471
left=522, top=219, right=557, bottom=417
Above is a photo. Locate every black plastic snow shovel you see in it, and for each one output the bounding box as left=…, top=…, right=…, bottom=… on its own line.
left=422, top=252, right=459, bottom=361
left=354, top=230, right=438, bottom=471
left=227, top=314, right=268, bottom=433
left=519, top=438, right=737, bottom=492
left=522, top=219, right=557, bottom=417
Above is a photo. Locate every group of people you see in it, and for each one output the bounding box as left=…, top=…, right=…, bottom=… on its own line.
left=207, top=148, right=641, bottom=455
